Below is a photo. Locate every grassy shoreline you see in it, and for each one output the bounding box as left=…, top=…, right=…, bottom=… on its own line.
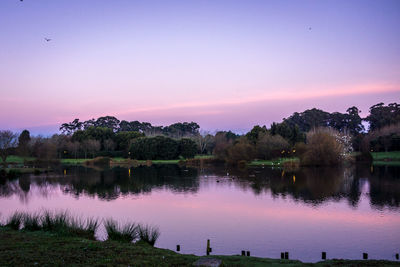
left=1, top=228, right=399, bottom=266
left=1, top=152, right=400, bottom=175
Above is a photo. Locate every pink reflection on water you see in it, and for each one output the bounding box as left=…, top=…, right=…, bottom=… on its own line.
left=0, top=176, right=399, bottom=262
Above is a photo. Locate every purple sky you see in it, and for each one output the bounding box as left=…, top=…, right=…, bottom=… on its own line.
left=1, top=0, right=399, bottom=134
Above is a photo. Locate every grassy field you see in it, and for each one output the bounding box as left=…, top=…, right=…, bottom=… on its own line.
left=1, top=228, right=398, bottom=267
left=371, top=151, right=400, bottom=161
left=3, top=152, right=400, bottom=169
left=4, top=155, right=35, bottom=163
left=248, top=158, right=299, bottom=167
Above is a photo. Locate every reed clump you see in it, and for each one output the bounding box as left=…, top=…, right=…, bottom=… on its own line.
left=137, top=224, right=160, bottom=246
left=5, top=212, right=24, bottom=230
left=23, top=213, right=42, bottom=231
left=104, top=219, right=138, bottom=243
left=2, top=210, right=98, bottom=240
left=1, top=210, right=160, bottom=246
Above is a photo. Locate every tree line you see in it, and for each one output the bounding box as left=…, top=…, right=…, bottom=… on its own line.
left=0, top=102, right=399, bottom=166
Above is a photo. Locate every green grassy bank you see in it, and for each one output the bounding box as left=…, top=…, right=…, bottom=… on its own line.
left=0, top=228, right=399, bottom=267
left=248, top=158, right=298, bottom=167
left=371, top=151, right=400, bottom=161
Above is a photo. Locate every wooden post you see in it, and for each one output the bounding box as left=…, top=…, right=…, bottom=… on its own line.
left=206, top=239, right=210, bottom=255
left=322, top=252, right=326, bottom=260
left=396, top=253, right=399, bottom=260
left=284, top=252, right=289, bottom=259
left=280, top=252, right=284, bottom=259
left=246, top=251, right=250, bottom=257
left=241, top=250, right=245, bottom=256
left=363, top=253, right=368, bottom=260
left=176, top=245, right=180, bottom=252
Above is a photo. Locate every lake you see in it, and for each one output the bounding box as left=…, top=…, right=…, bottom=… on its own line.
left=0, top=164, right=399, bottom=262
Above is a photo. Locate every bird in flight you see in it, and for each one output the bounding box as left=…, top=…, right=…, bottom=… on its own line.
left=44, top=38, right=52, bottom=42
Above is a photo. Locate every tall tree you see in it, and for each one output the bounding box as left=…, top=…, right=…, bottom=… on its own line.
left=0, top=130, right=18, bottom=167
left=365, top=102, right=400, bottom=131
left=17, top=130, right=31, bottom=159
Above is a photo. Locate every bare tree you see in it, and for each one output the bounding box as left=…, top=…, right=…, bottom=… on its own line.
left=104, top=139, right=115, bottom=151
left=67, top=141, right=80, bottom=159
left=194, top=131, right=214, bottom=154
left=0, top=130, right=18, bottom=166
left=81, top=139, right=100, bottom=158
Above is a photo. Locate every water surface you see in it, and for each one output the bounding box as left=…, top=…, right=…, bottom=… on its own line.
left=0, top=164, right=399, bottom=262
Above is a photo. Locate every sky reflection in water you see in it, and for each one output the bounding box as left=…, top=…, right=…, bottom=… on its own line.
left=0, top=164, right=399, bottom=262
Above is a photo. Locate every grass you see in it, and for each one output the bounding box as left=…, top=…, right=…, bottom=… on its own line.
left=104, top=219, right=138, bottom=243
left=248, top=158, right=299, bottom=167
left=373, top=161, right=400, bottom=166
left=194, top=155, right=215, bottom=159
left=1, top=210, right=99, bottom=240
left=22, top=213, right=42, bottom=231
left=137, top=224, right=161, bottom=246
left=60, top=158, right=89, bottom=164
left=0, top=228, right=399, bottom=266
left=5, top=212, right=24, bottom=230
left=371, top=151, right=400, bottom=161
left=4, top=155, right=35, bottom=163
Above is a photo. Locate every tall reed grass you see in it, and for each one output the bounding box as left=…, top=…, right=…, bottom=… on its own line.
left=137, top=224, right=160, bottom=246
left=1, top=210, right=160, bottom=246
left=6, top=212, right=24, bottom=230
left=104, top=219, right=138, bottom=243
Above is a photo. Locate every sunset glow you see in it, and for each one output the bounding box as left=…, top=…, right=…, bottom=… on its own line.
left=1, top=0, right=400, bottom=134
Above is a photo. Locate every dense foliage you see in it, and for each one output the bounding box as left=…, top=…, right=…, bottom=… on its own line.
left=129, top=136, right=197, bottom=160
left=1, top=102, right=399, bottom=164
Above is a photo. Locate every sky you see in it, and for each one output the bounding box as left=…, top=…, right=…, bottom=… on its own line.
left=0, top=0, right=399, bottom=135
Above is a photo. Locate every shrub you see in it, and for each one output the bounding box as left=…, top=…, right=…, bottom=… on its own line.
left=256, top=133, right=290, bottom=160
left=7, top=169, right=22, bottom=179
left=300, top=128, right=344, bottom=166
left=129, top=136, right=180, bottom=160
left=178, top=138, right=197, bottom=159
left=85, top=157, right=111, bottom=166
left=225, top=138, right=256, bottom=165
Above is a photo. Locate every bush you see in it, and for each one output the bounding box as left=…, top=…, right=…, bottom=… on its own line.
left=225, top=138, right=256, bottom=165
left=7, top=169, right=22, bottom=179
left=300, top=128, right=344, bottom=166
left=85, top=157, right=111, bottom=166
left=178, top=138, right=197, bottom=159
left=129, top=136, right=180, bottom=160
left=256, top=133, right=290, bottom=160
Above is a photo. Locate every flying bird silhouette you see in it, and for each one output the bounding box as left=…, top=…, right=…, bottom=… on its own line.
left=44, top=38, right=52, bottom=42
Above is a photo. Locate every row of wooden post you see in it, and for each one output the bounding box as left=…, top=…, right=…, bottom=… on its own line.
left=175, top=242, right=399, bottom=261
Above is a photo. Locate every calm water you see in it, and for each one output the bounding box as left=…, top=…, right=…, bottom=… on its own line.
left=1, top=164, right=399, bottom=262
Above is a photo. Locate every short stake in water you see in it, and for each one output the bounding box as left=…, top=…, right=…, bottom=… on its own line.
left=176, top=245, right=180, bottom=252
left=281, top=252, right=284, bottom=259
left=241, top=250, right=245, bottom=256
left=363, top=253, right=368, bottom=260
left=206, top=239, right=210, bottom=255
left=246, top=251, right=250, bottom=257
left=322, top=252, right=326, bottom=260
left=396, top=253, right=399, bottom=260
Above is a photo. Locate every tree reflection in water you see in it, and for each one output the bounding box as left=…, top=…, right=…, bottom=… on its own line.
left=0, top=164, right=399, bottom=210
